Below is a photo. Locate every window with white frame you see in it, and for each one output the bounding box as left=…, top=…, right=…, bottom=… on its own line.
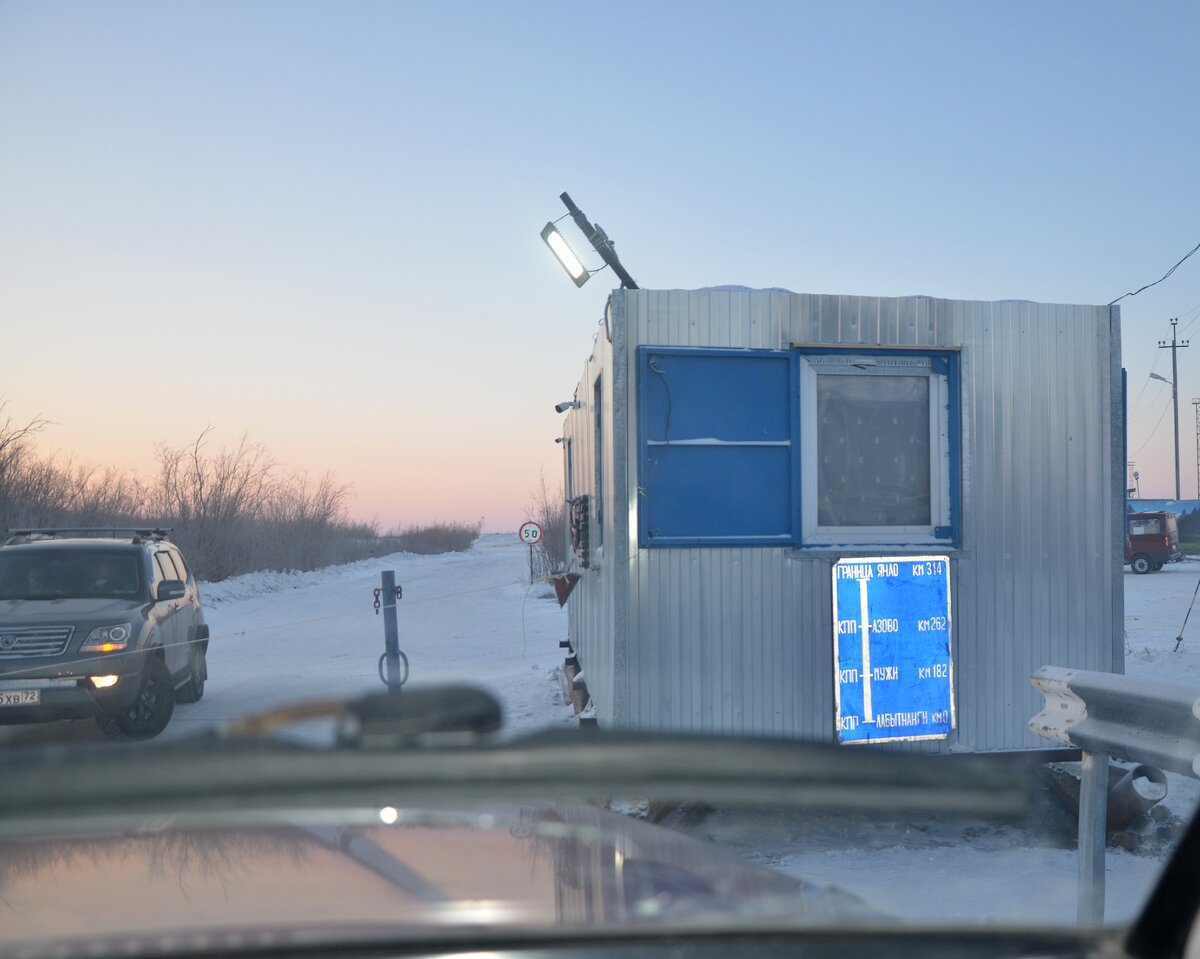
left=798, top=350, right=957, bottom=546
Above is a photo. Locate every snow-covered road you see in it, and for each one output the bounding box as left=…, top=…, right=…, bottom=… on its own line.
left=7, top=536, right=1200, bottom=925
left=172, top=534, right=573, bottom=740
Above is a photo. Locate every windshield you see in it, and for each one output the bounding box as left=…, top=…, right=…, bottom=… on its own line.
left=2, top=2, right=1200, bottom=955
left=0, top=549, right=143, bottom=600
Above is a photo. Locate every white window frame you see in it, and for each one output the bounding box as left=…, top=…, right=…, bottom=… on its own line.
left=800, top=352, right=952, bottom=546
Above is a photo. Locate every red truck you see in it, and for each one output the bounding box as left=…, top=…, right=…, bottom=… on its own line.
left=1125, top=510, right=1182, bottom=573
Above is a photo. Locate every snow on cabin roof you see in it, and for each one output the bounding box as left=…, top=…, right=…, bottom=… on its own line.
left=690, top=285, right=794, bottom=293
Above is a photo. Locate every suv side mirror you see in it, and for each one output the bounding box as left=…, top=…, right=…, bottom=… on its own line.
left=157, top=580, right=186, bottom=602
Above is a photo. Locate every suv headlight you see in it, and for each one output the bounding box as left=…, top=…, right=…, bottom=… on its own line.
left=80, top=624, right=133, bottom=653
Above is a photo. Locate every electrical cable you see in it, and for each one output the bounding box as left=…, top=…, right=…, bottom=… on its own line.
left=521, top=580, right=537, bottom=657
left=1176, top=300, right=1200, bottom=336
left=1128, top=351, right=1164, bottom=418
left=638, top=358, right=673, bottom=500
left=0, top=579, right=525, bottom=682
left=1109, top=238, right=1200, bottom=306
left=1129, top=393, right=1174, bottom=458
left=648, top=358, right=673, bottom=443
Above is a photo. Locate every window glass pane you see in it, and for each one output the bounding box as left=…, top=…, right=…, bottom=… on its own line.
left=1130, top=518, right=1161, bottom=536
left=154, top=553, right=175, bottom=582
left=817, top=374, right=931, bottom=526
left=638, top=348, right=797, bottom=545
left=0, top=550, right=141, bottom=600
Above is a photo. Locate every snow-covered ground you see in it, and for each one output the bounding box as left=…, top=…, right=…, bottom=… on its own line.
left=687, top=560, right=1200, bottom=925
left=8, top=535, right=1200, bottom=927
left=192, top=543, right=1200, bottom=926
left=177, top=534, right=573, bottom=739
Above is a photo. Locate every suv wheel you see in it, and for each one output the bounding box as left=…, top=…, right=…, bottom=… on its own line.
left=97, top=656, right=175, bottom=740
left=175, top=644, right=207, bottom=704
left=1131, top=554, right=1153, bottom=575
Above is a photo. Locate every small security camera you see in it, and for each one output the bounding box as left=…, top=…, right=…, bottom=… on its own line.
left=555, top=401, right=579, bottom=414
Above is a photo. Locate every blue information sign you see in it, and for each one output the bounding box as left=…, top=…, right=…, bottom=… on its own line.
left=832, top=556, right=954, bottom=745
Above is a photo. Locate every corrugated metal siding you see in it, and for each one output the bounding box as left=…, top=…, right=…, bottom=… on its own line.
left=563, top=310, right=619, bottom=727
left=563, top=290, right=1120, bottom=750
left=1109, top=306, right=1126, bottom=673
left=594, top=289, right=1119, bottom=751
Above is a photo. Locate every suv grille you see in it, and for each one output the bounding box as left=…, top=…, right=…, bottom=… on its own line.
left=0, top=626, right=74, bottom=659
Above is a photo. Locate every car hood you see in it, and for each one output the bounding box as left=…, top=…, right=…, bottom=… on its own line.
left=0, top=802, right=874, bottom=955
left=0, top=597, right=144, bottom=624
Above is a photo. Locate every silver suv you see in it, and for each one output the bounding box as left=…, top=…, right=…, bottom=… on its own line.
left=0, top=528, right=208, bottom=739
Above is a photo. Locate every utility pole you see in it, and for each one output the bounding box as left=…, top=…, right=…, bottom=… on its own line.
left=1158, top=318, right=1189, bottom=499
left=1193, top=400, right=1200, bottom=498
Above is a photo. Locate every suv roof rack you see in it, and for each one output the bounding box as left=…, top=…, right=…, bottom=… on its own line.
left=3, top=527, right=174, bottom=546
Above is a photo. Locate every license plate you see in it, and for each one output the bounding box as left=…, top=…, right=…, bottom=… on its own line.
left=0, top=690, right=40, bottom=706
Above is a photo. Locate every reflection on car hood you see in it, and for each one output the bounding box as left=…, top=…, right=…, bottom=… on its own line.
left=0, top=802, right=875, bottom=956
left=0, top=597, right=144, bottom=623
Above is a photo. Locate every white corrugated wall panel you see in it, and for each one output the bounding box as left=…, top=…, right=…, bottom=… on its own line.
left=563, top=307, right=619, bottom=727
left=566, top=289, right=1119, bottom=751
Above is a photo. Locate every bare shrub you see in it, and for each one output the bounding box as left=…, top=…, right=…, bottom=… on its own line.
left=0, top=404, right=148, bottom=532
left=152, top=431, right=278, bottom=581
left=0, top=412, right=483, bottom=580
left=527, top=471, right=567, bottom=580
left=0, top=404, right=49, bottom=533
left=151, top=435, right=386, bottom=579
left=250, top=472, right=349, bottom=571
left=381, top=520, right=483, bottom=555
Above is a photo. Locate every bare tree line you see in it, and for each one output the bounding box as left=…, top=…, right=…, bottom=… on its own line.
left=0, top=406, right=480, bottom=581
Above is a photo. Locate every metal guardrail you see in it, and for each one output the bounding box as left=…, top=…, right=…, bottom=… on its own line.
left=1030, top=666, right=1200, bottom=778
left=1029, top=666, right=1200, bottom=926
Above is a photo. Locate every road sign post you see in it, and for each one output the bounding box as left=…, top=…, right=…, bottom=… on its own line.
left=832, top=556, right=954, bottom=745
left=519, top=521, right=544, bottom=584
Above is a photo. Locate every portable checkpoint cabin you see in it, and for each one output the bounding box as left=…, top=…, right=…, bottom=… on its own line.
left=557, top=288, right=1123, bottom=753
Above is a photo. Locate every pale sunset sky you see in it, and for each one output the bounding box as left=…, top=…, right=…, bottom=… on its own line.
left=2, top=1, right=1199, bottom=529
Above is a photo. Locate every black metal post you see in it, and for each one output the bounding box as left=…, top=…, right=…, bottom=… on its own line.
left=381, top=570, right=401, bottom=690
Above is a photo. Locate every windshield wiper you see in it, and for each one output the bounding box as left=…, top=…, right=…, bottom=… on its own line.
left=216, top=684, right=503, bottom=748
left=0, top=687, right=1031, bottom=832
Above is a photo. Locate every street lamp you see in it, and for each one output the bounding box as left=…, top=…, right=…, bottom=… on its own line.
left=539, top=192, right=639, bottom=291
left=541, top=223, right=590, bottom=287
left=1150, top=370, right=1183, bottom=500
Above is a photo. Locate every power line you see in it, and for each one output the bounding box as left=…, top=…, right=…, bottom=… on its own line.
left=1129, top=350, right=1164, bottom=417
left=1131, top=371, right=1174, bottom=428
left=1109, top=238, right=1200, bottom=306
left=1176, top=299, right=1200, bottom=336
left=1130, top=392, right=1174, bottom=458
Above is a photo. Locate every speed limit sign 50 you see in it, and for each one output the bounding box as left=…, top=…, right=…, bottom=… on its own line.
left=519, top=521, right=543, bottom=545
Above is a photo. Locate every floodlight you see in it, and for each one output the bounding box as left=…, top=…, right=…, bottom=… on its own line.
left=539, top=193, right=639, bottom=291
left=541, top=223, right=590, bottom=287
